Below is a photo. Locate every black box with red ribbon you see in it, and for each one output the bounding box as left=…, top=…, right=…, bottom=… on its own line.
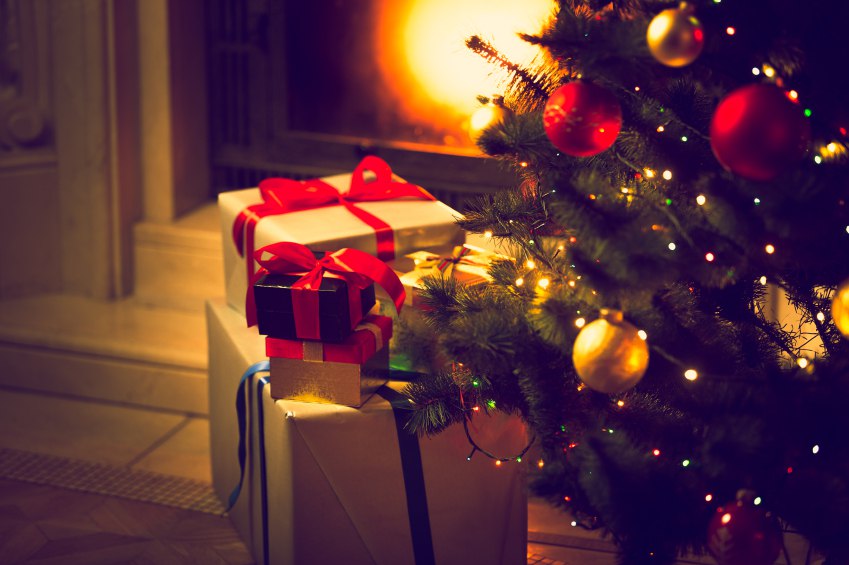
left=253, top=273, right=376, bottom=343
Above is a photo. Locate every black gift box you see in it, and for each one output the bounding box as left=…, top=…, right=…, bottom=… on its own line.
left=253, top=271, right=376, bottom=343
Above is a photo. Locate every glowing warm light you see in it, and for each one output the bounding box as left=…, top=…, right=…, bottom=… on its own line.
left=484, top=230, right=493, bottom=238
left=684, top=369, right=698, bottom=381
left=564, top=496, right=571, bottom=502
left=760, top=276, right=767, bottom=285
left=721, top=513, right=732, bottom=525
left=681, top=136, right=688, bottom=142
left=813, top=444, right=820, bottom=454
left=662, top=170, right=672, bottom=180
left=495, top=459, right=502, bottom=466
left=571, top=521, right=578, bottom=527
left=537, top=278, right=550, bottom=289
left=520, top=161, right=529, bottom=168
left=515, top=277, right=524, bottom=286
left=696, top=194, right=706, bottom=205
left=526, top=259, right=536, bottom=269
left=754, top=497, right=762, bottom=505
left=575, top=317, right=586, bottom=328
left=705, top=494, right=713, bottom=502
left=617, top=400, right=625, bottom=407
left=657, top=126, right=664, bottom=132
left=814, top=155, right=823, bottom=164
left=538, top=459, right=545, bottom=468
left=765, top=244, right=775, bottom=254
left=705, top=252, right=715, bottom=262
left=644, top=169, right=656, bottom=178
left=568, top=280, right=576, bottom=288
left=652, top=449, right=661, bottom=456
left=797, top=357, right=809, bottom=369
left=380, top=0, right=552, bottom=144
left=682, top=459, right=691, bottom=467
left=637, top=330, right=648, bottom=340
left=726, top=26, right=736, bottom=35
left=788, top=90, right=799, bottom=100
left=752, top=67, right=761, bottom=76
left=763, top=65, right=776, bottom=78
left=827, top=142, right=838, bottom=153
left=668, top=242, right=677, bottom=251
left=816, top=311, right=826, bottom=322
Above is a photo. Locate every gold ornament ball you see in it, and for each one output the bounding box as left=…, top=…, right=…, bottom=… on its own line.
left=469, top=103, right=510, bottom=142
left=572, top=309, right=649, bottom=394
left=832, top=279, right=849, bottom=338
left=647, top=3, right=705, bottom=67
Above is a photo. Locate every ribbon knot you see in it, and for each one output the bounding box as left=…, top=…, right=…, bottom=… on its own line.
left=247, top=241, right=405, bottom=338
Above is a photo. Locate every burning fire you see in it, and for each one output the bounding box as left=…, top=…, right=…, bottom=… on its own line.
left=377, top=0, right=553, bottom=148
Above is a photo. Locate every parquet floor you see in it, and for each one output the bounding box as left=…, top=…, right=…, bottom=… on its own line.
left=0, top=478, right=252, bottom=565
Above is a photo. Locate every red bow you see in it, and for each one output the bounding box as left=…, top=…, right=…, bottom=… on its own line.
left=247, top=241, right=406, bottom=339
left=231, top=156, right=435, bottom=276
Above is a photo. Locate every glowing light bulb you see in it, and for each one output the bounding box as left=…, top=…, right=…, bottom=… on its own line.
left=484, top=230, right=493, bottom=238
left=721, top=513, right=732, bottom=525
left=537, top=278, right=550, bottom=289
left=634, top=86, right=641, bottom=92
left=515, top=277, right=524, bottom=286
left=816, top=311, right=825, bottom=322
left=568, top=280, right=576, bottom=288
left=571, top=521, right=578, bottom=527
left=520, top=161, right=528, bottom=168
left=662, top=170, right=672, bottom=180
left=813, top=444, right=820, bottom=454
left=754, top=197, right=761, bottom=205
left=754, top=497, right=762, bottom=506
left=575, top=317, right=586, bottom=328
left=828, top=142, right=838, bottom=153
left=637, top=330, right=648, bottom=340
left=538, top=460, right=545, bottom=468
left=684, top=369, right=698, bottom=381
left=788, top=90, right=799, bottom=100
left=682, top=459, right=691, bottom=467
left=525, top=259, right=536, bottom=269
left=726, top=26, right=736, bottom=35
left=495, top=459, right=502, bottom=466
left=752, top=67, right=761, bottom=76
left=696, top=194, right=706, bottom=205
left=705, top=252, right=715, bottom=262
left=617, top=400, right=625, bottom=407
left=765, top=244, right=775, bottom=254
left=814, top=155, right=823, bottom=164
left=652, top=449, right=661, bottom=456
left=668, top=242, right=677, bottom=251
left=760, top=276, right=767, bottom=285
left=644, top=169, right=656, bottom=178
left=763, top=65, right=776, bottom=78
left=705, top=494, right=713, bottom=502
left=657, top=125, right=665, bottom=133
left=797, top=357, right=810, bottom=369
left=681, top=136, right=688, bottom=142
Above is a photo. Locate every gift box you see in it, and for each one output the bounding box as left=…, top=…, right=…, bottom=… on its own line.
left=398, top=244, right=509, bottom=307
left=220, top=156, right=465, bottom=318
left=266, top=314, right=392, bottom=407
left=207, top=299, right=528, bottom=565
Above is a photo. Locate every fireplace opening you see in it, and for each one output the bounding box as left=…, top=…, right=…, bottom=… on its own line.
left=206, top=0, right=552, bottom=208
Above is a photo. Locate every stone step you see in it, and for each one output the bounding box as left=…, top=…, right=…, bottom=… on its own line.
left=0, top=294, right=210, bottom=415
left=133, top=202, right=225, bottom=313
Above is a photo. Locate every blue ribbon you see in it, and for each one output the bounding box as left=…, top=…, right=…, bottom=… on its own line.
left=377, top=387, right=436, bottom=565
left=228, top=365, right=434, bottom=565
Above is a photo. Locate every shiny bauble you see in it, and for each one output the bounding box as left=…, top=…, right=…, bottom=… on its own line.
left=572, top=309, right=649, bottom=394
left=647, top=3, right=705, bottom=67
left=543, top=82, right=622, bottom=157
left=707, top=492, right=782, bottom=565
left=832, top=278, right=849, bottom=338
left=710, top=83, right=811, bottom=181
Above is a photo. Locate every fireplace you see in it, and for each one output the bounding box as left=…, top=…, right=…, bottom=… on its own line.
left=205, top=0, right=552, bottom=209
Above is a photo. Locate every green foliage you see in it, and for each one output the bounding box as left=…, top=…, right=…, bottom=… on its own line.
left=398, top=0, right=849, bottom=562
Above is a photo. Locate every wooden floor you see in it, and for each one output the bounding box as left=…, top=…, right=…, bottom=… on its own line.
left=0, top=478, right=253, bottom=565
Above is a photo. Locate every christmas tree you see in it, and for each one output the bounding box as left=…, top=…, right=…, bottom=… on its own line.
left=398, top=1, right=849, bottom=563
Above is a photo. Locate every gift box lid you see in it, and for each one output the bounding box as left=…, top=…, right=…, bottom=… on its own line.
left=253, top=273, right=376, bottom=318
left=266, top=314, right=392, bottom=364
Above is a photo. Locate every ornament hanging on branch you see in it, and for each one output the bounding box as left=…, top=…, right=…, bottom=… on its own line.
left=707, top=490, right=783, bottom=565
left=710, top=83, right=811, bottom=181
left=831, top=278, right=849, bottom=338
left=647, top=2, right=705, bottom=67
left=571, top=309, right=649, bottom=394
left=543, top=81, right=622, bottom=157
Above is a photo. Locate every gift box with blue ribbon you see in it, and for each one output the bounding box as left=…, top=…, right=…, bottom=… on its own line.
left=207, top=299, right=528, bottom=565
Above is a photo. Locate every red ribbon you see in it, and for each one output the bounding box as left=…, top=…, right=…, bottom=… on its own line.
left=247, top=241, right=405, bottom=338
left=231, top=156, right=436, bottom=300
left=266, top=314, right=393, bottom=364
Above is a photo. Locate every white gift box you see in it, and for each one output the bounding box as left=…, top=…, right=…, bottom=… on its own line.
left=219, top=157, right=465, bottom=317
left=207, top=299, right=528, bottom=565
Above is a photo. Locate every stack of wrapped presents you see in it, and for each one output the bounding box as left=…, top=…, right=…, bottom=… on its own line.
left=208, top=156, right=528, bottom=564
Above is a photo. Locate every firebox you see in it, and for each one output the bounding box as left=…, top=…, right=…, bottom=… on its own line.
left=206, top=0, right=552, bottom=209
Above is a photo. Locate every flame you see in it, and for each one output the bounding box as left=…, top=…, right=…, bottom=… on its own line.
left=377, top=0, right=553, bottom=147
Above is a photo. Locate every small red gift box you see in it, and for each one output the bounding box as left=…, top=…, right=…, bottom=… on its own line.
left=265, top=314, right=392, bottom=407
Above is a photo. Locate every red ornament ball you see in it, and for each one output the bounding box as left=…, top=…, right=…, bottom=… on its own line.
left=707, top=496, right=782, bottom=565
left=543, top=82, right=622, bottom=157
left=710, top=83, right=811, bottom=181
